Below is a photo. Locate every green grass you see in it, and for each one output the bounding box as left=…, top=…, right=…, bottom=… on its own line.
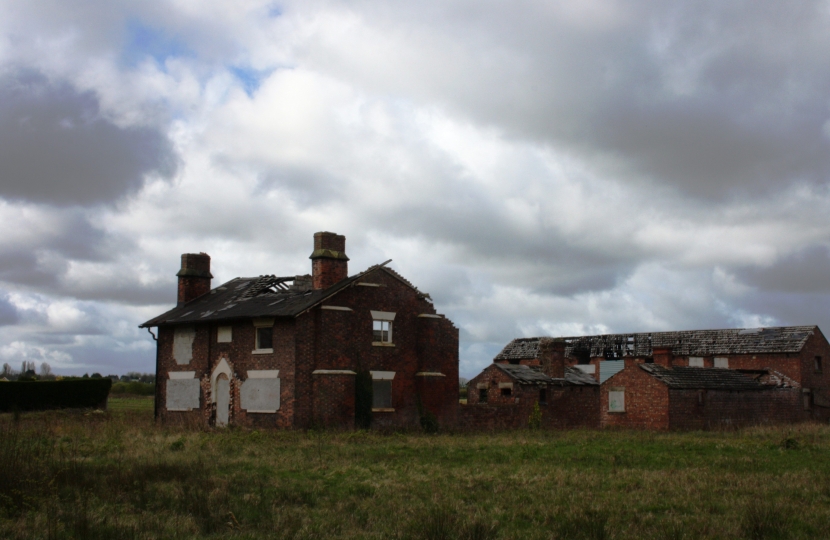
left=2, top=398, right=830, bottom=539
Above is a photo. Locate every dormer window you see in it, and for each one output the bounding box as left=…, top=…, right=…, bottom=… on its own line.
left=371, top=311, right=395, bottom=346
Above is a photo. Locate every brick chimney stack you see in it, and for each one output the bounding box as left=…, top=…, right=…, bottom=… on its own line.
left=538, top=338, right=566, bottom=379
left=310, top=232, right=349, bottom=290
left=176, top=253, right=212, bottom=306
left=652, top=346, right=674, bottom=368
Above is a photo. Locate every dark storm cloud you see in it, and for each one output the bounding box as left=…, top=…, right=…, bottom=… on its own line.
left=741, top=246, right=830, bottom=294
left=0, top=209, right=112, bottom=288
left=0, top=206, right=168, bottom=304
left=0, top=70, right=177, bottom=206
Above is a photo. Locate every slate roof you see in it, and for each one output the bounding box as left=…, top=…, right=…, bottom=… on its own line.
left=140, top=263, right=423, bottom=327
left=638, top=364, right=768, bottom=390
left=493, top=326, right=817, bottom=361
left=494, top=364, right=598, bottom=387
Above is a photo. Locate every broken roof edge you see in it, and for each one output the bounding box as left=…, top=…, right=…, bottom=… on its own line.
left=138, top=261, right=439, bottom=328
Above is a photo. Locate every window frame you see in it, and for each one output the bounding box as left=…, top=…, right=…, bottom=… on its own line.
left=370, top=311, right=396, bottom=346
left=370, top=371, right=395, bottom=411
left=252, top=318, right=274, bottom=354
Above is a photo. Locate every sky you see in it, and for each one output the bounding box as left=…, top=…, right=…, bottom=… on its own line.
left=1, top=0, right=830, bottom=378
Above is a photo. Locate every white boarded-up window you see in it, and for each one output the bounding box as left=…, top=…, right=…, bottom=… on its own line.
left=217, top=326, right=232, bottom=343
left=714, top=357, right=729, bottom=369
left=173, top=326, right=195, bottom=365
left=608, top=388, right=625, bottom=412
left=241, top=370, right=280, bottom=413
left=689, top=357, right=704, bottom=368
left=167, top=374, right=200, bottom=411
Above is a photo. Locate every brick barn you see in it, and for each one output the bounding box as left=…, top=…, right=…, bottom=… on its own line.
left=482, top=326, right=830, bottom=429
left=460, top=338, right=600, bottom=430
left=140, top=232, right=459, bottom=429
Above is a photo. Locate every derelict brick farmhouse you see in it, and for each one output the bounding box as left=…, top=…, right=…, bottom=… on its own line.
left=140, top=232, right=459, bottom=429
left=142, top=232, right=830, bottom=431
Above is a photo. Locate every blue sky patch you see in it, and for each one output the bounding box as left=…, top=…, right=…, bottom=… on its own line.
left=230, top=66, right=274, bottom=97
left=123, top=20, right=193, bottom=69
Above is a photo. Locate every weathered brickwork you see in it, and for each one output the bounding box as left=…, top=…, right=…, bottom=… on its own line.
left=668, top=388, right=803, bottom=430
left=600, top=360, right=670, bottom=430
left=151, top=233, right=460, bottom=431
left=461, top=363, right=600, bottom=430
left=312, top=372, right=355, bottom=428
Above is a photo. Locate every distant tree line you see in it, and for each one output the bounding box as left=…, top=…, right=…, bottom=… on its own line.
left=1, top=362, right=154, bottom=386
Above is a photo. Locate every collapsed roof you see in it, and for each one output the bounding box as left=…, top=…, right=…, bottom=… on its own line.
left=494, top=326, right=817, bottom=362
left=140, top=264, right=429, bottom=328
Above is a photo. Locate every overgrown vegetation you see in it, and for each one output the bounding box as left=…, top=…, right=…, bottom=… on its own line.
left=2, top=400, right=830, bottom=539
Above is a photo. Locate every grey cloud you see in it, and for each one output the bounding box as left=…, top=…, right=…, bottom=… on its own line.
left=317, top=0, right=830, bottom=200
left=0, top=70, right=177, bottom=206
left=740, top=247, right=830, bottom=294
left=0, top=295, right=18, bottom=326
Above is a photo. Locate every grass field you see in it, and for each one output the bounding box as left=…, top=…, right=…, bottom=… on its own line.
left=2, top=399, right=830, bottom=539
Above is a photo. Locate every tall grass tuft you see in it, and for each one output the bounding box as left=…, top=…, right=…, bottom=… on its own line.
left=740, top=502, right=792, bottom=540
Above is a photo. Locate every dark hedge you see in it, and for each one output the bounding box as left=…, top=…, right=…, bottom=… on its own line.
left=0, top=379, right=112, bottom=411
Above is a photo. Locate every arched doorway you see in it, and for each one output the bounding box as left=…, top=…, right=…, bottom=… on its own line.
left=211, top=358, right=232, bottom=427
left=215, top=373, right=230, bottom=427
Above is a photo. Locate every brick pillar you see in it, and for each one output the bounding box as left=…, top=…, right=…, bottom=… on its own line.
left=176, top=253, right=212, bottom=306
left=309, top=232, right=349, bottom=290
left=653, top=346, right=674, bottom=367
left=539, top=338, right=566, bottom=379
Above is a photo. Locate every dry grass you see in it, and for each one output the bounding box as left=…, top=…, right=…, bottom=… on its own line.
left=1, top=402, right=829, bottom=539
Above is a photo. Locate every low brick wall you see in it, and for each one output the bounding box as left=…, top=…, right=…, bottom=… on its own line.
left=669, top=387, right=805, bottom=429
left=456, top=385, right=600, bottom=431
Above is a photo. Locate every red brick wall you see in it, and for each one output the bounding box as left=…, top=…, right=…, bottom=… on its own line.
left=600, top=361, right=670, bottom=430
left=156, top=324, right=210, bottom=425
left=295, top=268, right=459, bottom=429
left=668, top=388, right=804, bottom=429
left=466, top=364, right=516, bottom=406
left=461, top=364, right=600, bottom=430
left=156, top=319, right=299, bottom=428
left=312, top=258, right=348, bottom=290
left=312, top=373, right=355, bottom=429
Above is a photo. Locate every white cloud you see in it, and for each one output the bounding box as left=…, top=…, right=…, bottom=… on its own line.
left=1, top=0, right=829, bottom=377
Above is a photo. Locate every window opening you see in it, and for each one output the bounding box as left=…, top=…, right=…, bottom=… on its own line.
left=256, top=327, right=273, bottom=350
left=373, top=380, right=392, bottom=409
left=816, top=356, right=823, bottom=374
left=500, top=387, right=512, bottom=397
left=479, top=388, right=488, bottom=403
left=373, top=320, right=392, bottom=343
left=539, top=388, right=547, bottom=405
